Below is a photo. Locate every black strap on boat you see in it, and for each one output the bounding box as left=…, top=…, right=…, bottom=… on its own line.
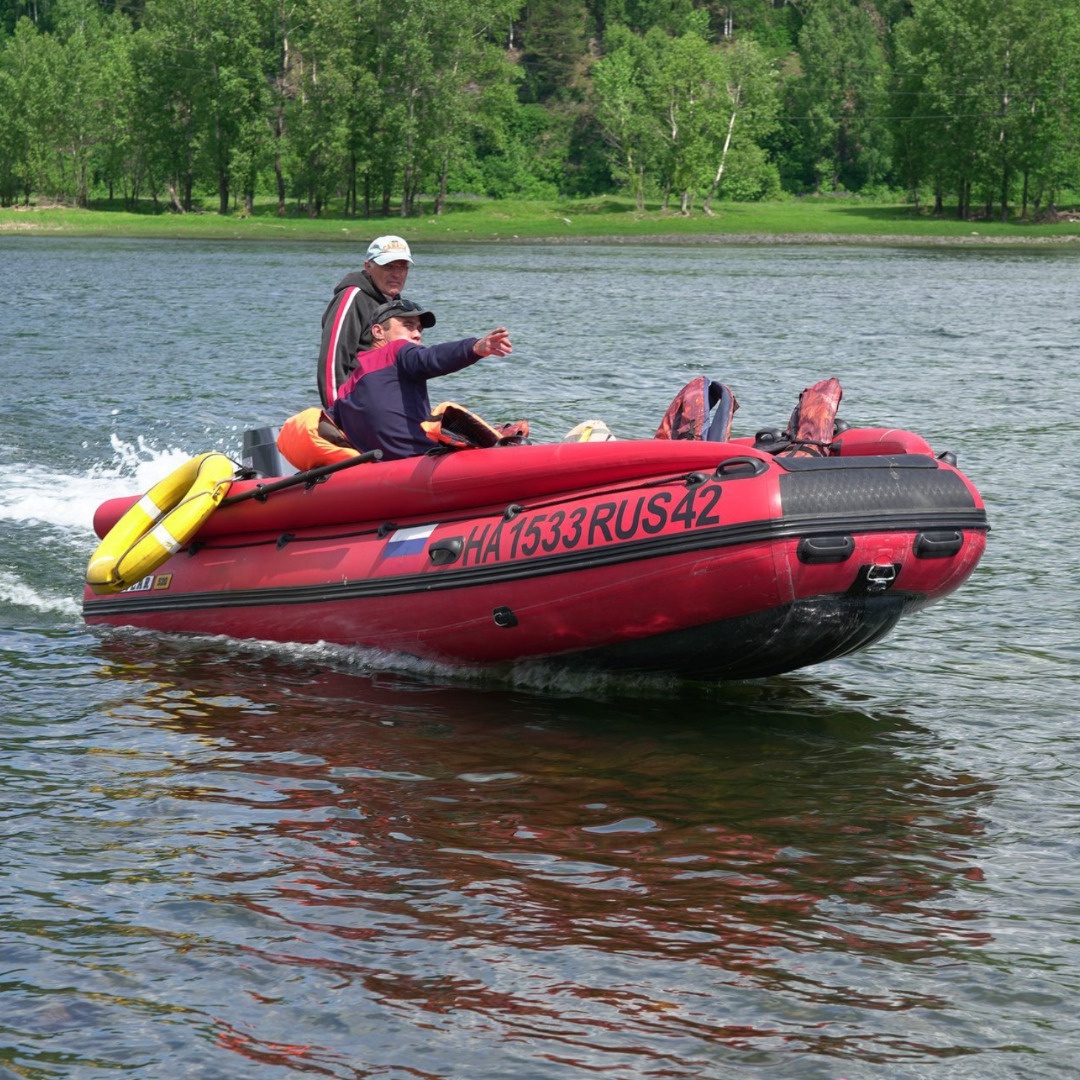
left=220, top=449, right=382, bottom=506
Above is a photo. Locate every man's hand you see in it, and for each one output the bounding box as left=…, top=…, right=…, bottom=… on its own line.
left=475, top=328, right=512, bottom=358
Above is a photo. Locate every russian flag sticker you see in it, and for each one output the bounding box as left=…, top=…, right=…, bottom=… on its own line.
left=383, top=523, right=437, bottom=557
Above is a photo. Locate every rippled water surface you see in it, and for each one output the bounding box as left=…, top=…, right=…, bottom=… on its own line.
left=1, top=236, right=1078, bottom=1078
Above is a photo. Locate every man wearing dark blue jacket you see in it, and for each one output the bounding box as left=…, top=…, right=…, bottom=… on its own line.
left=328, top=299, right=513, bottom=461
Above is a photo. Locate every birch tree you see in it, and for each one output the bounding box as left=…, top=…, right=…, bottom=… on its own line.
left=701, top=36, right=778, bottom=213
left=645, top=22, right=727, bottom=213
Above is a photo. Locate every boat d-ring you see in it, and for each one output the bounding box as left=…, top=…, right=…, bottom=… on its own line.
left=847, top=562, right=899, bottom=595
left=865, top=563, right=898, bottom=592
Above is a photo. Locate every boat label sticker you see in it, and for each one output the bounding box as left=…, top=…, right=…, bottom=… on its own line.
left=384, top=523, right=438, bottom=558
left=458, top=483, right=724, bottom=568
left=124, top=572, right=173, bottom=592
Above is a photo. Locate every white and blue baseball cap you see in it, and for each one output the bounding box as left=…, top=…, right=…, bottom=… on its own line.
left=365, top=235, right=414, bottom=265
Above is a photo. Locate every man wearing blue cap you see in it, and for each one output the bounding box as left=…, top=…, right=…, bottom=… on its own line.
left=316, top=235, right=414, bottom=407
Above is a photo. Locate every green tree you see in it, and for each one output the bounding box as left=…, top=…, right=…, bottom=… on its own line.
left=282, top=0, right=356, bottom=215
left=518, top=0, right=588, bottom=103
left=256, top=0, right=308, bottom=215
left=91, top=13, right=137, bottom=203
left=50, top=0, right=135, bottom=205
left=893, top=0, right=1080, bottom=219
left=131, top=1, right=204, bottom=210
left=195, top=0, right=267, bottom=214
left=1, top=0, right=58, bottom=34
left=424, top=7, right=524, bottom=211
left=892, top=0, right=976, bottom=213
left=589, top=0, right=695, bottom=38
left=788, top=0, right=892, bottom=192
left=0, top=17, right=72, bottom=201
left=591, top=25, right=662, bottom=208
left=711, top=0, right=801, bottom=53
left=134, top=0, right=267, bottom=213
left=0, top=19, right=44, bottom=203
left=1015, top=4, right=1080, bottom=215
left=360, top=0, right=518, bottom=215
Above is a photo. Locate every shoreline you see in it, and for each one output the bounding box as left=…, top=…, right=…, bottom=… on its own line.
left=507, top=231, right=1080, bottom=247
left=3, top=199, right=1080, bottom=248
left=4, top=224, right=1079, bottom=248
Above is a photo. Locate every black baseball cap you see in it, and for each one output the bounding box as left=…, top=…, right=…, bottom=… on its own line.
left=373, top=298, right=435, bottom=328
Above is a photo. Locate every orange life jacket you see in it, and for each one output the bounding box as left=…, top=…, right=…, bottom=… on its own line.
left=276, top=408, right=360, bottom=471
left=421, top=401, right=530, bottom=450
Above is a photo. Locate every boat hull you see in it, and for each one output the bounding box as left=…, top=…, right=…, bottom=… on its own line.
left=82, top=436, right=988, bottom=680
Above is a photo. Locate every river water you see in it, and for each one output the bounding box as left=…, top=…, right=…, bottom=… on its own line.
left=1, top=235, right=1078, bottom=1078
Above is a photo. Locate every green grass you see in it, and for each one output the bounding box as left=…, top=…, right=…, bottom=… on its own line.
left=3, top=193, right=1079, bottom=244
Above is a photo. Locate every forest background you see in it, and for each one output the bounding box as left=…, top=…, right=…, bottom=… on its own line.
left=1, top=0, right=1078, bottom=225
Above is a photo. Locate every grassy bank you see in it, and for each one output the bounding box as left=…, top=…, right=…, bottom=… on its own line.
left=3, top=194, right=1080, bottom=245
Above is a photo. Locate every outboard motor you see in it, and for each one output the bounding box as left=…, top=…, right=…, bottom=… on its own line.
left=241, top=426, right=293, bottom=478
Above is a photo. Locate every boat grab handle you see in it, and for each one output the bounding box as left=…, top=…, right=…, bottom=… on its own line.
left=221, top=449, right=382, bottom=506
left=713, top=456, right=769, bottom=479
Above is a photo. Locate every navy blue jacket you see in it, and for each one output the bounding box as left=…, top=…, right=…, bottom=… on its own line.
left=328, top=337, right=480, bottom=461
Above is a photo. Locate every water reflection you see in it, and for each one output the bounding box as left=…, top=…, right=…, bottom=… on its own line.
left=4, top=236, right=1075, bottom=1077
left=69, top=633, right=999, bottom=1074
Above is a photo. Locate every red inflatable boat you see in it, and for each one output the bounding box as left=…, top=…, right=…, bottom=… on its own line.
left=82, top=412, right=988, bottom=681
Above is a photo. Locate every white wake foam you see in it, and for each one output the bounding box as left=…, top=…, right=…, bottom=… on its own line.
left=0, top=435, right=195, bottom=537
left=0, top=436, right=200, bottom=618
left=0, top=571, right=81, bottom=617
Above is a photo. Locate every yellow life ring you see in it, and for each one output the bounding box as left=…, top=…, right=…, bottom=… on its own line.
left=86, top=452, right=234, bottom=595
